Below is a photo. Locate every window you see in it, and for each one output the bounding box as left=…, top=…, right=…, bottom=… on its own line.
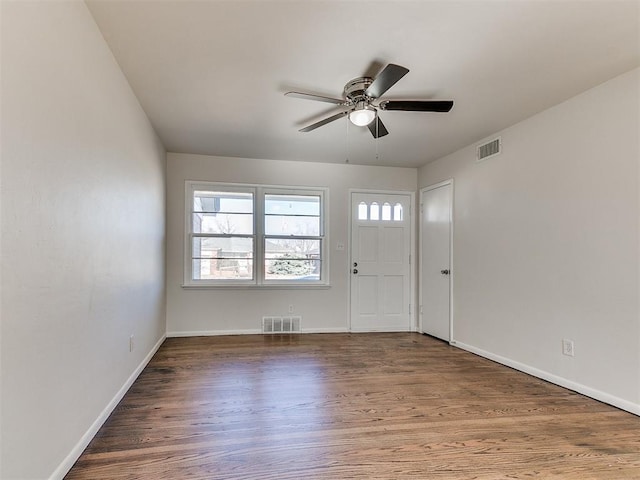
left=190, top=187, right=255, bottom=281
left=370, top=202, right=380, bottom=220
left=264, top=193, right=322, bottom=281
left=381, top=202, right=392, bottom=221
left=355, top=200, right=404, bottom=222
left=393, top=203, right=403, bottom=221
left=358, top=201, right=368, bottom=220
left=186, top=182, right=327, bottom=286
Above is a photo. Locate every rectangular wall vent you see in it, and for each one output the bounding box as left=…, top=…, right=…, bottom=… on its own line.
left=476, top=137, right=501, bottom=162
left=262, top=316, right=302, bottom=334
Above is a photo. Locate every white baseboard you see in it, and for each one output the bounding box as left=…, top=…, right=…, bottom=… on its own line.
left=50, top=334, right=167, bottom=480
left=350, top=327, right=414, bottom=333
left=167, top=327, right=349, bottom=337
left=452, top=340, right=640, bottom=417
left=302, top=327, right=349, bottom=333
left=167, top=328, right=262, bottom=337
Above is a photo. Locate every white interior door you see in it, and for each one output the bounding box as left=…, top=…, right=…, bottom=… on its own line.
left=420, top=182, right=452, bottom=341
left=350, top=192, right=411, bottom=332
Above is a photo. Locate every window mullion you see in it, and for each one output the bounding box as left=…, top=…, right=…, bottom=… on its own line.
left=255, top=187, right=264, bottom=285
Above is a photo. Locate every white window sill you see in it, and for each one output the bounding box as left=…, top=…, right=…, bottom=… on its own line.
left=181, top=283, right=331, bottom=290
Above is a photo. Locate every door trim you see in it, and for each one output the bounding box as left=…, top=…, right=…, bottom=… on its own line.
left=419, top=179, right=454, bottom=343
left=348, top=188, right=416, bottom=332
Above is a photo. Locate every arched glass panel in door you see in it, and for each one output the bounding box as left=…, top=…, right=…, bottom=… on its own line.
left=393, top=203, right=403, bottom=221
left=370, top=202, right=380, bottom=221
left=382, top=202, right=392, bottom=221
left=358, top=202, right=368, bottom=220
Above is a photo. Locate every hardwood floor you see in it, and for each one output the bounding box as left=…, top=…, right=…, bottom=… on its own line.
left=65, top=333, right=640, bottom=479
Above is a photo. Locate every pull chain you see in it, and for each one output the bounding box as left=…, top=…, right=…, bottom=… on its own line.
left=345, top=116, right=350, bottom=163
left=375, top=113, right=379, bottom=161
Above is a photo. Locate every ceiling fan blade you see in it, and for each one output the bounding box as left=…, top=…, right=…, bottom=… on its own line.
left=367, top=115, right=389, bottom=138
left=299, top=110, right=350, bottom=132
left=380, top=100, right=454, bottom=112
left=362, top=59, right=385, bottom=79
left=285, top=91, right=345, bottom=105
left=365, top=64, right=409, bottom=98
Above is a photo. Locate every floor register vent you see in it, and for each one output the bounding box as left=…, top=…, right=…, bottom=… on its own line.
left=262, top=316, right=302, bottom=333
left=477, top=137, right=501, bottom=162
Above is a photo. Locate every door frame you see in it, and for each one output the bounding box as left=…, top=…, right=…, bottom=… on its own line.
left=348, top=189, right=417, bottom=332
left=419, top=179, right=454, bottom=343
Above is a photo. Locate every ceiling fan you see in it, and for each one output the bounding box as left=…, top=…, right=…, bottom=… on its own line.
left=285, top=63, right=454, bottom=138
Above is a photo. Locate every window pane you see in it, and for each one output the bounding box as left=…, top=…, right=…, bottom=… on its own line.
left=265, top=194, right=321, bottom=237
left=265, top=194, right=320, bottom=216
left=394, top=203, right=403, bottom=221
left=264, top=238, right=321, bottom=281
left=192, top=237, right=253, bottom=258
left=265, top=215, right=320, bottom=236
left=194, top=191, right=253, bottom=213
left=382, top=202, right=392, bottom=221
left=265, top=238, right=320, bottom=255
left=265, top=259, right=321, bottom=280
left=358, top=202, right=368, bottom=220
left=193, top=259, right=253, bottom=280
left=370, top=202, right=380, bottom=220
left=192, top=237, right=253, bottom=280
left=192, top=213, right=253, bottom=234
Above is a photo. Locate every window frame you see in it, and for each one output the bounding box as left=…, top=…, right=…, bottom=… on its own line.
left=262, top=187, right=325, bottom=286
left=184, top=181, right=329, bottom=288
left=186, top=183, right=257, bottom=286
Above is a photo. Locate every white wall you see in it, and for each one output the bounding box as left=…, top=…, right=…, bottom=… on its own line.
left=1, top=2, right=166, bottom=479
left=419, top=68, right=640, bottom=413
left=166, top=153, right=416, bottom=335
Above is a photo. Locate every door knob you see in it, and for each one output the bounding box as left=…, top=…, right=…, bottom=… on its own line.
left=440, top=269, right=450, bottom=275
left=353, top=269, right=358, bottom=274
left=353, top=262, right=358, bottom=267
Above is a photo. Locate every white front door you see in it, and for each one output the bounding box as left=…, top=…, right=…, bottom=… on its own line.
left=350, top=192, right=411, bottom=332
left=420, top=181, right=452, bottom=341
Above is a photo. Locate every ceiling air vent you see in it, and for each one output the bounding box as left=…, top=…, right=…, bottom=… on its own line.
left=476, top=137, right=501, bottom=162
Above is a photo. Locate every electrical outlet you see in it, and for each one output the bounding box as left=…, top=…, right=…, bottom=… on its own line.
left=129, top=335, right=135, bottom=353
left=288, top=304, right=294, bottom=314
left=562, top=339, right=574, bottom=357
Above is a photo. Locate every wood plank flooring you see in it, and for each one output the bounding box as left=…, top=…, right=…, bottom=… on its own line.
left=65, top=333, right=640, bottom=479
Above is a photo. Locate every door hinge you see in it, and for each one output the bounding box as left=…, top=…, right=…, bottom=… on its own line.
left=419, top=304, right=423, bottom=314
left=409, top=304, right=411, bottom=315
left=408, top=253, right=411, bottom=265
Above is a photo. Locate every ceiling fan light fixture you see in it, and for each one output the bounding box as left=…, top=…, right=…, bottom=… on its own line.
left=349, top=103, right=376, bottom=127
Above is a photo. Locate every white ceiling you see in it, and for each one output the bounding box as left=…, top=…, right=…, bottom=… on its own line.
left=86, top=0, right=640, bottom=168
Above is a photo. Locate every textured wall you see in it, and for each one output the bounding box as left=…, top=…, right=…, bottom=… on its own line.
left=419, top=68, right=640, bottom=412
left=1, top=2, right=166, bottom=478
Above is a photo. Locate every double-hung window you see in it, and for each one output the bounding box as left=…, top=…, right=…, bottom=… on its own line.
left=185, top=182, right=327, bottom=286
left=264, top=191, right=322, bottom=282
left=189, top=186, right=255, bottom=283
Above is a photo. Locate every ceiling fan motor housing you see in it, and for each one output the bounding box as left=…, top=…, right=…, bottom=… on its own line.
left=344, top=77, right=373, bottom=104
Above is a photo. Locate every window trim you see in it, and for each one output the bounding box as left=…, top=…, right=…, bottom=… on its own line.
left=184, top=181, right=329, bottom=288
